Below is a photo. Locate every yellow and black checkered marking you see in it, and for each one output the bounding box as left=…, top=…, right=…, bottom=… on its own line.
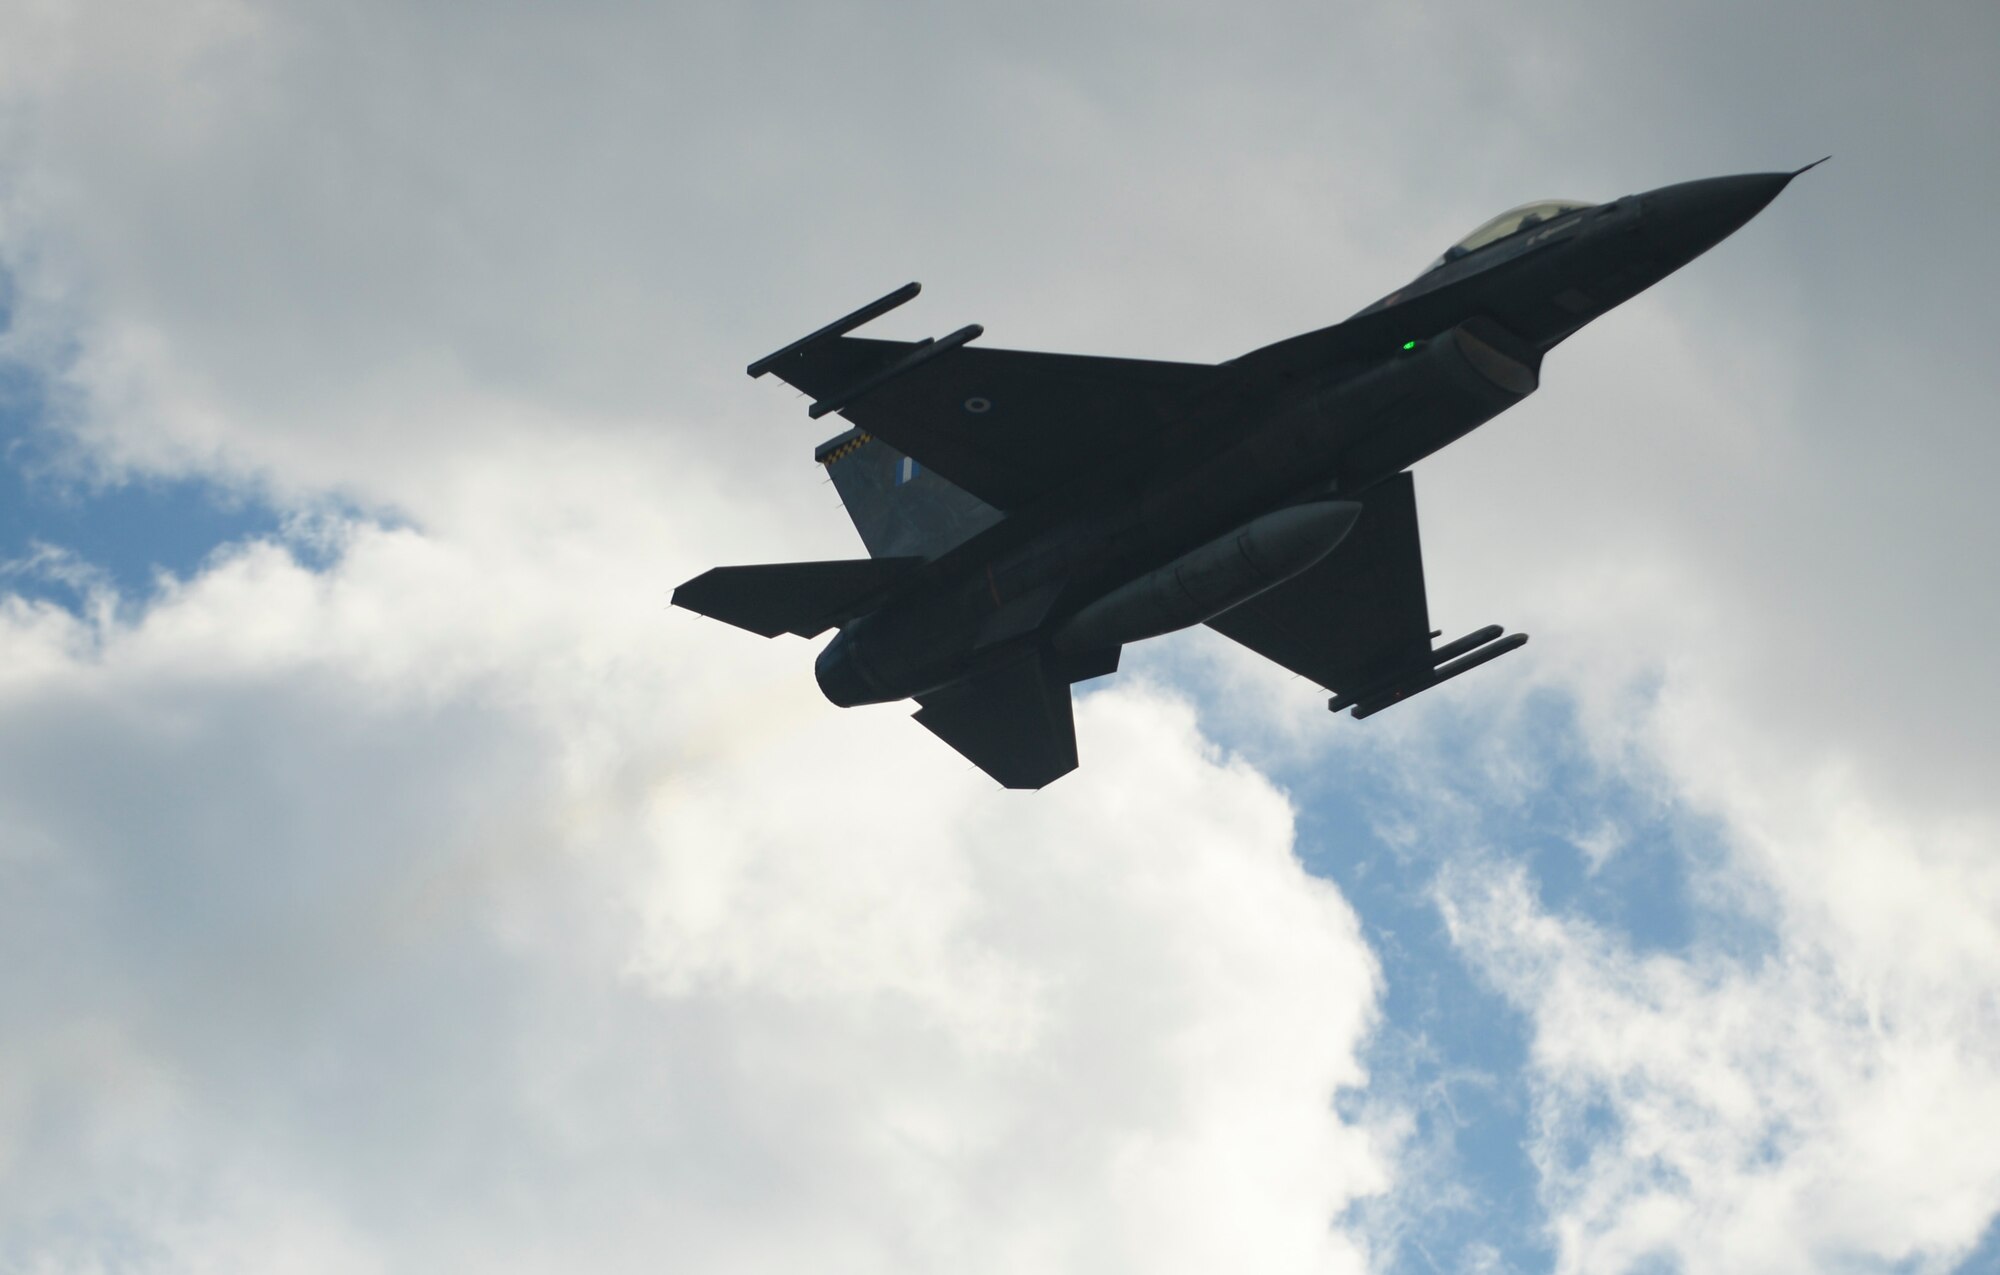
left=817, top=432, right=873, bottom=466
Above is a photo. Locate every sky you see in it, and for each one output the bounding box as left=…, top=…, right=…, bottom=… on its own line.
left=2, top=2, right=1998, bottom=1272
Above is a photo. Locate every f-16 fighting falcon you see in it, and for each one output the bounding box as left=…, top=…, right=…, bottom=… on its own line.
left=675, top=164, right=1822, bottom=788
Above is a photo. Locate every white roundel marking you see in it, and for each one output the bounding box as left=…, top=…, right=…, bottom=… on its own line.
left=964, top=396, right=992, bottom=414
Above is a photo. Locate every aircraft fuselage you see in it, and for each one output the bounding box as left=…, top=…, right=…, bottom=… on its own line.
left=815, top=172, right=1797, bottom=709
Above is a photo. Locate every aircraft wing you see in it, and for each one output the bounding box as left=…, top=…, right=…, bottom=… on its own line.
left=764, top=336, right=1217, bottom=510
left=1203, top=471, right=1435, bottom=697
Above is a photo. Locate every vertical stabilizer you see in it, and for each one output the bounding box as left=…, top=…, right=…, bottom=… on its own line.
left=817, top=427, right=1004, bottom=560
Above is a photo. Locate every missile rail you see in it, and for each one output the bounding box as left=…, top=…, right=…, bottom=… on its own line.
left=1329, top=624, right=1529, bottom=719
left=745, top=280, right=985, bottom=421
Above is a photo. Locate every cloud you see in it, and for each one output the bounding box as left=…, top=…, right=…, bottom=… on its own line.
left=0, top=431, right=1393, bottom=1272
left=0, top=11, right=1411, bottom=1241
left=1440, top=842, right=2000, bottom=1274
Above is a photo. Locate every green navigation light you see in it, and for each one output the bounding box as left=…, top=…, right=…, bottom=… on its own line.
left=1401, top=340, right=1417, bottom=350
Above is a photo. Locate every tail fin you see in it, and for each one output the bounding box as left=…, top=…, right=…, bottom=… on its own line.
left=913, top=649, right=1077, bottom=789
left=673, top=557, right=922, bottom=638
left=817, top=427, right=1003, bottom=560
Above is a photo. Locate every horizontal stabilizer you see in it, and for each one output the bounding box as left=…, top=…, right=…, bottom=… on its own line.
left=1059, top=645, right=1121, bottom=684
left=914, top=650, right=1078, bottom=789
left=673, top=557, right=922, bottom=638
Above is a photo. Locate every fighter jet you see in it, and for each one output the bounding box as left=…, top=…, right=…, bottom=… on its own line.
left=675, top=165, right=1820, bottom=788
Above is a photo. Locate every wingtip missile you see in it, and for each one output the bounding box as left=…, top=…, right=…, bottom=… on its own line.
left=807, top=323, right=984, bottom=420
left=747, top=281, right=921, bottom=379
left=1330, top=627, right=1528, bottom=718
left=1426, top=623, right=1505, bottom=667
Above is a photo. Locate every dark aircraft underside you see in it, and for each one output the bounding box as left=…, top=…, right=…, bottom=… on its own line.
left=674, top=166, right=1817, bottom=787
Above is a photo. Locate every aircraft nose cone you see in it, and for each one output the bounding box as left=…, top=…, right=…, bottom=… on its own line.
left=1643, top=171, right=1794, bottom=265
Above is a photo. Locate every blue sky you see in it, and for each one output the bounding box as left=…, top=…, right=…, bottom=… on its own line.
left=0, top=370, right=284, bottom=610
left=4, top=4, right=1999, bottom=1273
left=1241, top=691, right=1741, bottom=1271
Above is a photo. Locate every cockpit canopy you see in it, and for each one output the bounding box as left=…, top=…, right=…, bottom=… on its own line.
left=1423, top=199, right=1594, bottom=274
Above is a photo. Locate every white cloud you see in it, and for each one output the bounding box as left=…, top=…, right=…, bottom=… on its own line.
left=1432, top=764, right=2000, bottom=1274
left=0, top=432, right=1394, bottom=1271
left=0, top=12, right=1447, bottom=1257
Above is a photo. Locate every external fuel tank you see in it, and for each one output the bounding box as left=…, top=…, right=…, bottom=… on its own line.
left=1055, top=499, right=1363, bottom=653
